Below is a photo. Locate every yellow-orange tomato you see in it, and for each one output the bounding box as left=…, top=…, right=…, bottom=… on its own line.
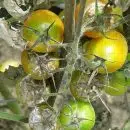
left=23, top=10, right=64, bottom=53
left=21, top=50, right=59, bottom=80
left=83, top=30, right=128, bottom=73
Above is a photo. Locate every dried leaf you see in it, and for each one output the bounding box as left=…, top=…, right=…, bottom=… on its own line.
left=3, top=0, right=30, bottom=18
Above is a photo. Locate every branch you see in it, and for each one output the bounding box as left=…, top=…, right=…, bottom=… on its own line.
left=53, top=0, right=86, bottom=114
left=64, top=0, right=76, bottom=42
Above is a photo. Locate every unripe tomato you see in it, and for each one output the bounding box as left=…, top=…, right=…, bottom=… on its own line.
left=0, top=59, right=20, bottom=72
left=69, top=70, right=89, bottom=101
left=103, top=71, right=127, bottom=96
left=105, top=82, right=127, bottom=96
left=58, top=100, right=95, bottom=130
left=83, top=30, right=128, bottom=73
left=23, top=10, right=64, bottom=53
left=125, top=78, right=130, bottom=87
left=21, top=50, right=59, bottom=80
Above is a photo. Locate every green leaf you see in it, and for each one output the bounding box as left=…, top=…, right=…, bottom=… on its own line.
left=127, top=53, right=130, bottom=61
left=0, top=112, right=27, bottom=123
left=123, top=120, right=130, bottom=130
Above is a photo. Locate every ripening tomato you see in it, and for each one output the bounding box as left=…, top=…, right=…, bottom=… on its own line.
left=0, top=59, right=20, bottom=72
left=103, top=71, right=127, bottom=96
left=21, top=50, right=59, bottom=80
left=23, top=10, right=64, bottom=53
left=83, top=30, right=128, bottom=73
left=57, top=100, right=95, bottom=130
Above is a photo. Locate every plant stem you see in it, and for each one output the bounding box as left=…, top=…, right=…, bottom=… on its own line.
left=53, top=0, right=86, bottom=114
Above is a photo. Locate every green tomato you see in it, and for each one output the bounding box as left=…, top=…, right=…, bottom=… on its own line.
left=70, top=70, right=89, bottom=100
left=104, top=71, right=127, bottom=96
left=58, top=100, right=95, bottom=130
left=125, top=77, right=130, bottom=87
left=0, top=59, right=20, bottom=72
left=104, top=82, right=127, bottom=96
left=127, top=53, right=130, bottom=61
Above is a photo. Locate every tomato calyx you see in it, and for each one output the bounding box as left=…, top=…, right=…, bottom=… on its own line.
left=24, top=21, right=62, bottom=51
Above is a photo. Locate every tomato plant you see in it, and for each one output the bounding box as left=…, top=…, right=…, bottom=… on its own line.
left=83, top=30, right=128, bottom=73
left=21, top=50, right=59, bottom=80
left=75, top=0, right=123, bottom=38
left=23, top=10, right=64, bottom=53
left=57, top=100, right=95, bottom=130
left=0, top=59, right=20, bottom=72
left=103, top=71, right=127, bottom=96
left=75, top=0, right=107, bottom=38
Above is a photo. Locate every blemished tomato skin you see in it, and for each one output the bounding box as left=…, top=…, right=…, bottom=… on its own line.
left=83, top=30, right=128, bottom=73
left=21, top=50, right=59, bottom=80
left=23, top=10, right=64, bottom=53
left=58, top=100, right=95, bottom=130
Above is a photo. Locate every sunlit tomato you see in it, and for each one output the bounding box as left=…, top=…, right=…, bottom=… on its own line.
left=21, top=50, right=59, bottom=80
left=0, top=59, right=20, bottom=72
left=83, top=30, right=128, bottom=73
left=23, top=10, right=64, bottom=53
left=58, top=100, right=95, bottom=130
left=103, top=71, right=127, bottom=96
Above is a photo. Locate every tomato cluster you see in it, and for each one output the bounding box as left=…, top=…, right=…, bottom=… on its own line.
left=6, top=1, right=129, bottom=130
left=23, top=10, right=64, bottom=53
left=21, top=9, right=64, bottom=80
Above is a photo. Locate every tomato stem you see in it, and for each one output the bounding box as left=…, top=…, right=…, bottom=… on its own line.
left=53, top=0, right=86, bottom=115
